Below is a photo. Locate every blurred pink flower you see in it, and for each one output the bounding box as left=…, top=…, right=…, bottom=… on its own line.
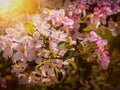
left=96, top=39, right=107, bottom=49
left=76, top=2, right=89, bottom=16
left=89, top=31, right=100, bottom=42
left=0, top=37, right=13, bottom=59
left=71, top=13, right=78, bottom=20
left=0, top=78, right=7, bottom=89
left=99, top=53, right=110, bottom=69
left=49, top=38, right=57, bottom=51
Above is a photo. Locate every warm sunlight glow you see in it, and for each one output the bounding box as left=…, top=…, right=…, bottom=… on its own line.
left=0, top=0, right=21, bottom=14
left=0, top=0, right=12, bottom=9
left=0, top=0, right=38, bottom=15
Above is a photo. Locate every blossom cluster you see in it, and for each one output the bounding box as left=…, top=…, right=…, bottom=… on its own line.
left=0, top=8, right=75, bottom=86
left=89, top=31, right=109, bottom=69
left=65, top=0, right=120, bottom=34
left=0, top=0, right=120, bottom=87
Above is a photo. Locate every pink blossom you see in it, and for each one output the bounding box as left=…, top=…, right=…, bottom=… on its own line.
left=62, top=17, right=74, bottom=27
left=0, top=37, right=13, bottom=59
left=13, top=51, right=24, bottom=61
left=74, top=23, right=80, bottom=30
left=89, top=31, right=100, bottom=42
left=5, top=23, right=27, bottom=42
left=49, top=38, right=58, bottom=51
left=101, top=7, right=112, bottom=18
left=99, top=54, right=110, bottom=69
left=96, top=39, right=107, bottom=49
left=0, top=78, right=7, bottom=89
left=77, top=2, right=89, bottom=10
left=33, top=31, right=40, bottom=41
left=76, top=2, right=89, bottom=16
left=50, top=29, right=68, bottom=41
left=11, top=60, right=28, bottom=74
left=36, top=27, right=50, bottom=37
left=71, top=13, right=78, bottom=20
left=32, top=31, right=43, bottom=49
left=35, top=57, right=42, bottom=64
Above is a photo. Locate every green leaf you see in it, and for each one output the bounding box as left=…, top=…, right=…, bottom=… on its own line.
left=23, top=22, right=35, bottom=35
left=36, top=61, right=46, bottom=69
left=63, top=50, right=76, bottom=60
left=83, top=27, right=91, bottom=31
left=66, top=44, right=75, bottom=50
left=57, top=41, right=66, bottom=50
left=69, top=61, right=77, bottom=70
left=54, top=67, right=63, bottom=81
left=96, top=29, right=113, bottom=43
